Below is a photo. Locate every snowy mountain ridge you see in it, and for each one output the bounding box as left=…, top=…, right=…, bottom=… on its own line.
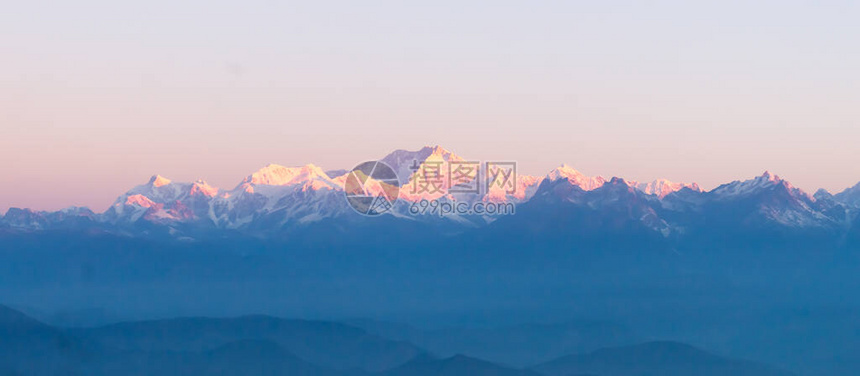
left=2, top=146, right=859, bottom=237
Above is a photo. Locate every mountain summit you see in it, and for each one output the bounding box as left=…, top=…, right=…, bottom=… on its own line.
left=546, top=164, right=607, bottom=191
left=242, top=164, right=333, bottom=187
left=148, top=174, right=172, bottom=187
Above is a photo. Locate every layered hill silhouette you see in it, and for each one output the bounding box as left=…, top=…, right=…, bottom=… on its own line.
left=382, top=354, right=541, bottom=376
left=70, top=315, right=423, bottom=372
left=0, top=304, right=797, bottom=376
left=532, top=341, right=795, bottom=376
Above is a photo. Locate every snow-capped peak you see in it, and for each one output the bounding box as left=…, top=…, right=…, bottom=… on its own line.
left=380, top=145, right=464, bottom=185
left=710, top=171, right=808, bottom=200
left=190, top=179, right=218, bottom=197
left=242, top=163, right=331, bottom=186
left=382, top=145, right=458, bottom=163
left=833, top=181, right=860, bottom=207
left=424, top=144, right=452, bottom=157
left=627, top=179, right=702, bottom=198
left=758, top=171, right=780, bottom=183
left=149, top=175, right=172, bottom=187
left=547, top=164, right=584, bottom=180
left=546, top=164, right=606, bottom=191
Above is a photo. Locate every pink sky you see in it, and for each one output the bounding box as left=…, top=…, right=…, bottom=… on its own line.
left=2, top=1, right=859, bottom=213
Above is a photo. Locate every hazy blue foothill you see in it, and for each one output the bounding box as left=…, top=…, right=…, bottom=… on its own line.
left=0, top=305, right=800, bottom=376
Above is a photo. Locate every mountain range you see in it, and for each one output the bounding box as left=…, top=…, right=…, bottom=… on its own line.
left=2, top=145, right=859, bottom=243
left=2, top=146, right=859, bottom=375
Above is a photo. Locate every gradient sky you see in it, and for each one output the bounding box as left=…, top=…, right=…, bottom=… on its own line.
left=2, top=0, right=859, bottom=212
